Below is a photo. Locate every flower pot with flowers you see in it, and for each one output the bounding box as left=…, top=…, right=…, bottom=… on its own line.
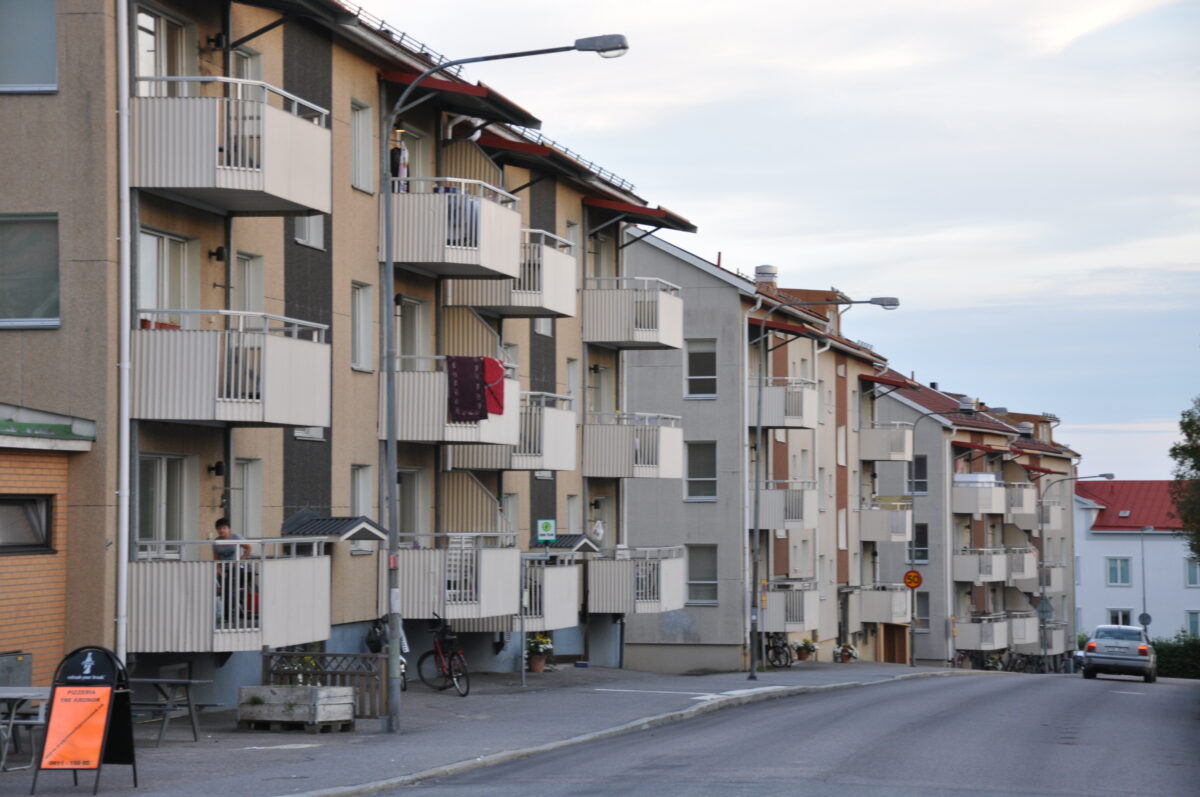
left=836, top=642, right=859, bottom=663
left=526, top=634, right=553, bottom=672
left=793, top=639, right=819, bottom=662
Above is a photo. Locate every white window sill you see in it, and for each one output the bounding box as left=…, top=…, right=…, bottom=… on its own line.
left=685, top=601, right=718, bottom=607
left=684, top=497, right=718, bottom=503
left=351, top=365, right=375, bottom=374
left=683, top=394, right=717, bottom=401
left=294, top=240, right=325, bottom=251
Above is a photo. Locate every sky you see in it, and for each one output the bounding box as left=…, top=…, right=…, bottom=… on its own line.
left=363, top=0, right=1199, bottom=479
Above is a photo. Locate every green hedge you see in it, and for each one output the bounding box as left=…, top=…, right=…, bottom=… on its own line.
left=1152, top=633, right=1200, bottom=679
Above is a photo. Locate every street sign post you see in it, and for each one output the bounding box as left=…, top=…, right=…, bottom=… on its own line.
left=903, top=571, right=922, bottom=667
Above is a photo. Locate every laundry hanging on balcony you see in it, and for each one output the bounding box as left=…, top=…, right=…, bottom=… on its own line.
left=483, top=356, right=504, bottom=415
left=446, top=356, right=505, bottom=421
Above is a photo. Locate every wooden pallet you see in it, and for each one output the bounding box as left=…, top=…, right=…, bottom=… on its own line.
left=238, top=718, right=356, bottom=734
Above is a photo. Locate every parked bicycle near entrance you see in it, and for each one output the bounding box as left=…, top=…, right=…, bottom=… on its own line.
left=418, top=613, right=469, bottom=696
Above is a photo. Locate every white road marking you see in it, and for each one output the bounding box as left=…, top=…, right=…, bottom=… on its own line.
left=242, top=743, right=322, bottom=750
left=595, top=688, right=716, bottom=697
left=1110, top=690, right=1143, bottom=695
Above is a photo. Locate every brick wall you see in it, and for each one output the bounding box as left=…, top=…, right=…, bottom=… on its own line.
left=0, top=449, right=70, bottom=685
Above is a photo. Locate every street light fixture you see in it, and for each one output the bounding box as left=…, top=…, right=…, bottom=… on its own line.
left=748, top=291, right=899, bottom=680
left=378, top=36, right=629, bottom=733
left=1035, top=472, right=1114, bottom=673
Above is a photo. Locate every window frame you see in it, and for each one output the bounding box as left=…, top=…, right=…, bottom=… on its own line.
left=684, top=338, right=717, bottom=398
left=685, top=543, right=718, bottom=605
left=908, top=454, right=928, bottom=495
left=0, top=213, right=60, bottom=328
left=913, top=591, right=930, bottom=632
left=1186, top=559, right=1200, bottom=588
left=351, top=100, right=375, bottom=193
left=0, top=494, right=55, bottom=555
left=908, top=523, right=929, bottom=563
left=1105, top=556, right=1131, bottom=587
left=349, top=464, right=375, bottom=554
left=1107, top=608, right=1132, bottom=626
left=1187, top=610, right=1199, bottom=638
left=0, top=0, right=59, bottom=94
left=351, top=281, right=374, bottom=372
left=295, top=214, right=325, bottom=250
left=684, top=441, right=717, bottom=502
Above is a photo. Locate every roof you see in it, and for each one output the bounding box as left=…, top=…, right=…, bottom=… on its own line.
left=624, top=232, right=755, bottom=295
left=894, top=381, right=1017, bottom=434
left=282, top=509, right=388, bottom=541
left=1075, top=481, right=1180, bottom=532
left=583, top=197, right=697, bottom=234
left=0, top=403, right=95, bottom=452
left=539, top=535, right=601, bottom=553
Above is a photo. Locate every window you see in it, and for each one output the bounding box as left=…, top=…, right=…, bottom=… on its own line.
left=351, top=282, right=373, bottom=371
left=685, top=339, right=716, bottom=396
left=566, top=495, right=581, bottom=536
left=138, top=454, right=190, bottom=557
left=1, top=214, right=59, bottom=327
left=908, top=455, right=928, bottom=495
left=135, top=6, right=185, bottom=94
left=1107, top=608, right=1132, bottom=626
left=351, top=100, right=374, bottom=192
left=0, top=0, right=57, bottom=92
left=0, top=495, right=53, bottom=553
left=914, top=591, right=929, bottom=631
left=293, top=426, right=325, bottom=441
left=1106, top=557, right=1131, bottom=586
left=533, top=318, right=553, bottom=337
left=295, top=214, right=325, bottom=250
left=231, top=47, right=261, bottom=81
left=818, top=467, right=828, bottom=511
left=908, top=523, right=929, bottom=563
left=138, top=229, right=191, bottom=325
left=1187, top=559, right=1200, bottom=588
left=230, top=458, right=262, bottom=538
left=686, top=544, right=717, bottom=604
left=232, top=253, right=263, bottom=317
left=1187, top=611, right=1200, bottom=637
left=566, top=358, right=580, bottom=407
left=350, top=464, right=374, bottom=553
left=685, top=442, right=717, bottom=500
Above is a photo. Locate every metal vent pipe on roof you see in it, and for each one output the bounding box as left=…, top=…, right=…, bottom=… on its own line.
left=755, top=264, right=778, bottom=288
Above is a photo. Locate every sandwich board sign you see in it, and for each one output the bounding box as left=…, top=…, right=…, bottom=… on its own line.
left=32, top=645, right=137, bottom=794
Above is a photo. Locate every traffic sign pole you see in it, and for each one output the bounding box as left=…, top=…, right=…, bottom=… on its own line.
left=903, top=571, right=922, bottom=667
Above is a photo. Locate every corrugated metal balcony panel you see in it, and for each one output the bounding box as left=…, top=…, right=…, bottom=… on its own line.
left=782, top=484, right=819, bottom=531
left=393, top=549, right=446, bottom=619
left=752, top=486, right=787, bottom=529
left=1012, top=623, right=1069, bottom=655
left=446, top=444, right=512, bottom=471
left=859, top=507, right=913, bottom=543
left=587, top=559, right=634, bottom=614
left=1039, top=504, right=1064, bottom=533
left=442, top=242, right=577, bottom=317
left=952, top=551, right=1009, bottom=585
left=382, top=372, right=520, bottom=445
left=951, top=484, right=1008, bottom=517
left=260, top=557, right=331, bottom=648
left=764, top=583, right=820, bottom=632
left=748, top=382, right=818, bottom=429
left=761, top=593, right=786, bottom=633
left=129, top=561, right=215, bottom=653
left=130, top=96, right=331, bottom=214
left=1006, top=484, right=1037, bottom=516
left=523, top=564, right=580, bottom=632
left=634, top=556, right=686, bottom=614
left=581, top=286, right=683, bottom=350
left=957, top=616, right=1010, bottom=651
left=859, top=587, right=911, bottom=625
left=1005, top=549, right=1038, bottom=584
left=859, top=425, right=914, bottom=461
left=1008, top=614, right=1039, bottom=645
left=511, top=405, right=577, bottom=472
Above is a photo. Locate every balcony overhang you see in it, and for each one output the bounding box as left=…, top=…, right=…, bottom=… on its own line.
left=583, top=197, right=697, bottom=235
left=380, top=70, right=540, bottom=128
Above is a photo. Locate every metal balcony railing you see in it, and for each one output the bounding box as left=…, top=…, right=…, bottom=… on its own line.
left=585, top=277, right=680, bottom=332
left=518, top=229, right=574, bottom=293
left=587, top=411, right=680, bottom=468
left=386, top=177, right=517, bottom=249
left=517, top=392, right=573, bottom=457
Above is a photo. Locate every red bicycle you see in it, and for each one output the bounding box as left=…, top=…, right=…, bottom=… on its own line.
left=417, top=613, right=469, bottom=696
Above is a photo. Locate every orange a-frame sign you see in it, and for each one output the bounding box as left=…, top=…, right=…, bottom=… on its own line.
left=40, top=685, right=113, bottom=770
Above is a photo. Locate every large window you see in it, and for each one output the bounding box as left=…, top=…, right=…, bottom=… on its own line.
left=685, top=442, right=717, bottom=500
left=914, top=591, right=929, bottom=631
left=1106, top=557, right=1131, bottom=586
left=230, top=458, right=262, bottom=539
left=351, top=282, right=373, bottom=371
left=908, top=455, right=928, bottom=495
left=0, top=495, right=53, bottom=553
left=1107, top=608, right=1132, bottom=626
left=1, top=214, right=59, bottom=327
left=908, top=523, right=929, bottom=563
left=138, top=229, right=192, bottom=325
left=685, top=339, right=716, bottom=397
left=351, top=100, right=374, bottom=192
left=686, top=544, right=717, bottom=605
left=1186, top=559, right=1199, bottom=588
left=135, top=6, right=185, bottom=95
left=138, top=454, right=190, bottom=557
left=0, top=0, right=58, bottom=93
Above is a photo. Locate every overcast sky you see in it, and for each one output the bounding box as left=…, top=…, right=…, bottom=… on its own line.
left=366, top=0, right=1198, bottom=479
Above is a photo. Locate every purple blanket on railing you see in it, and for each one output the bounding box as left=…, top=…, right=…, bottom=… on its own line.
left=446, top=355, right=487, bottom=422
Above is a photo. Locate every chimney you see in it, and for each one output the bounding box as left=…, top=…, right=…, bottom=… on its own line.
left=755, top=264, right=778, bottom=290
left=1018, top=421, right=1034, bottom=439
left=930, top=381, right=938, bottom=390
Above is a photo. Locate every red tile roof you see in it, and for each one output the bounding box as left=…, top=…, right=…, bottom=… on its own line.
left=1075, top=481, right=1180, bottom=531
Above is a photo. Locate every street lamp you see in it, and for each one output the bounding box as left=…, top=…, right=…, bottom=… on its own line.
left=378, top=35, right=629, bottom=733
left=1140, top=525, right=1152, bottom=634
left=1035, top=472, right=1114, bottom=673
left=748, top=291, right=899, bottom=680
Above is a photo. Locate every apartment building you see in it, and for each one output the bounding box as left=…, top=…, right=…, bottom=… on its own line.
left=1074, top=480, right=1199, bottom=640
left=876, top=382, right=1078, bottom=668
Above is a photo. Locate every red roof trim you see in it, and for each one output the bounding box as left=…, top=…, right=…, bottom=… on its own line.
left=952, top=441, right=1001, bottom=453
left=747, top=317, right=820, bottom=337
left=860, top=373, right=909, bottom=388
left=380, top=70, right=488, bottom=98
left=1020, top=463, right=1054, bottom=474
left=583, top=197, right=697, bottom=233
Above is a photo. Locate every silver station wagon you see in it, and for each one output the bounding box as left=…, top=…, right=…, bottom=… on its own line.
left=1081, top=625, right=1157, bottom=683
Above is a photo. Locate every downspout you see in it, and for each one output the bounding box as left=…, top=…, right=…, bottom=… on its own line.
left=813, top=335, right=831, bottom=633
left=742, top=295, right=762, bottom=666
left=115, top=0, right=132, bottom=665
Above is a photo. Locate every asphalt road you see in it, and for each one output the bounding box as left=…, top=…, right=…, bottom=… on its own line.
left=402, top=673, right=1200, bottom=796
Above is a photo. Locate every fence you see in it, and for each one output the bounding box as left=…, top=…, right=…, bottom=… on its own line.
left=262, top=651, right=386, bottom=719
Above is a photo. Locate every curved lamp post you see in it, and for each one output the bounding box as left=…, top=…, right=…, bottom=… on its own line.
left=747, top=290, right=898, bottom=679
left=378, top=35, right=629, bottom=732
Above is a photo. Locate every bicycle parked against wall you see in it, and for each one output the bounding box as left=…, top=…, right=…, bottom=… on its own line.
left=418, top=613, right=469, bottom=696
left=765, top=632, right=794, bottom=668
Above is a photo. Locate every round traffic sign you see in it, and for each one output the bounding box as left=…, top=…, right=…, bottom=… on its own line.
left=1138, top=612, right=1151, bottom=627
left=903, top=570, right=922, bottom=589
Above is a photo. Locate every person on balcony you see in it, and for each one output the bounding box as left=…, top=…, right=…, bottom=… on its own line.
left=213, top=517, right=251, bottom=561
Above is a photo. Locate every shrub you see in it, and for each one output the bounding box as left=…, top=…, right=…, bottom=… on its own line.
left=1152, top=632, right=1200, bottom=679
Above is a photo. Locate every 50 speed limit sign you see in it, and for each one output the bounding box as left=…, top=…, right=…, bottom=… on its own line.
left=903, top=570, right=923, bottom=589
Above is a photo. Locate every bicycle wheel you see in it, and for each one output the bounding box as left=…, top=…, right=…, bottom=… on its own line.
left=766, top=644, right=788, bottom=668
left=417, top=650, right=445, bottom=690
left=448, top=652, right=470, bottom=697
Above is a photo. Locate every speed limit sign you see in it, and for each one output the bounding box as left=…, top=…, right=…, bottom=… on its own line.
left=903, top=570, right=923, bottom=589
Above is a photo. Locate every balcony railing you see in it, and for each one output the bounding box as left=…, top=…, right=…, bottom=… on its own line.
left=859, top=422, right=914, bottom=461
left=1007, top=610, right=1039, bottom=645
left=582, top=277, right=683, bottom=349
left=952, top=547, right=1009, bottom=584
left=131, top=77, right=331, bottom=213
left=442, top=228, right=576, bottom=318
left=517, top=558, right=582, bottom=632
left=956, top=613, right=1009, bottom=651
left=391, top=533, right=520, bottom=620
left=588, top=546, right=686, bottom=614
left=132, top=309, right=330, bottom=427
left=1005, top=482, right=1037, bottom=518
left=951, top=477, right=1008, bottom=516
left=859, top=584, right=911, bottom=625
left=860, top=498, right=913, bottom=543
left=1038, top=500, right=1064, bottom=533
left=761, top=580, right=819, bottom=633
left=1005, top=547, right=1038, bottom=583
left=380, top=355, right=519, bottom=444
left=583, top=412, right=683, bottom=479
left=512, top=393, right=577, bottom=471
left=748, top=377, right=818, bottom=429
left=129, top=538, right=330, bottom=653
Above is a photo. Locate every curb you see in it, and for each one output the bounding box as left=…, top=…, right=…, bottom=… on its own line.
left=291, top=669, right=987, bottom=796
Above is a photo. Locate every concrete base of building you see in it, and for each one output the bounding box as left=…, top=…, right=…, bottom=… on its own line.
left=624, top=642, right=744, bottom=674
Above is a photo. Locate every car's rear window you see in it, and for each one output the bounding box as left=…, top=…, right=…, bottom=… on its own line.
left=1094, top=628, right=1141, bottom=641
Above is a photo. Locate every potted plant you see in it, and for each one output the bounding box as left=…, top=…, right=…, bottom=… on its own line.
left=793, top=639, right=818, bottom=662
left=526, top=634, right=553, bottom=672
left=836, top=642, right=859, bottom=663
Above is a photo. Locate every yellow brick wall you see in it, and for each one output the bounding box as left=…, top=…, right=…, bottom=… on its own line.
left=0, top=449, right=70, bottom=685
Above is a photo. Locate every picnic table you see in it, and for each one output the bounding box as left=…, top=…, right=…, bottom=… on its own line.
left=128, top=678, right=215, bottom=747
left=0, top=686, right=49, bottom=771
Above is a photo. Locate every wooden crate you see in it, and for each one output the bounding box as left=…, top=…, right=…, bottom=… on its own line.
left=237, top=685, right=355, bottom=729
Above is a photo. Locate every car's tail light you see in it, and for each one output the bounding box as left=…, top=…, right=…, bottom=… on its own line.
left=1138, top=645, right=1149, bottom=656
left=1086, top=641, right=1096, bottom=652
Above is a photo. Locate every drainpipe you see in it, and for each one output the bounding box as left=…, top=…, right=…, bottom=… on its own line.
left=115, top=0, right=133, bottom=666
left=742, top=295, right=762, bottom=672
left=812, top=336, right=831, bottom=639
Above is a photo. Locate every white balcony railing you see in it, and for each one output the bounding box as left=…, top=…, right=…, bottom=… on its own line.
left=1006, top=482, right=1037, bottom=517
left=582, top=277, right=683, bottom=349
left=129, top=538, right=330, bottom=653
left=583, top=412, right=683, bottom=479
left=749, top=377, right=818, bottom=429
left=382, top=177, right=520, bottom=278
left=380, top=355, right=519, bottom=444
left=1038, top=500, right=1064, bottom=533
left=859, top=422, right=914, bottom=461
left=517, top=558, right=582, bottom=632
left=952, top=547, right=1009, bottom=584
left=761, top=580, right=819, bottom=633
left=956, top=613, right=1009, bottom=651
left=512, top=392, right=577, bottom=471
left=860, top=498, right=914, bottom=543
left=1005, top=547, right=1038, bottom=583
left=1007, top=611, right=1039, bottom=645
left=132, top=309, right=330, bottom=427
left=588, top=547, right=686, bottom=614
left=442, top=229, right=577, bottom=319
left=951, top=477, right=1008, bottom=516
left=391, top=533, right=520, bottom=620
left=131, top=77, right=331, bottom=213
left=859, top=584, right=911, bottom=625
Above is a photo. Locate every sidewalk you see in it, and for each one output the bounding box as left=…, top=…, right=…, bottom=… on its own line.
left=7, top=662, right=985, bottom=796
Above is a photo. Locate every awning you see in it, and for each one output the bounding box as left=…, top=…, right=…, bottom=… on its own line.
left=951, top=441, right=1002, bottom=454
left=584, top=197, right=697, bottom=234
left=476, top=133, right=593, bottom=181
left=380, top=70, right=540, bottom=128
left=860, top=373, right=909, bottom=388
left=747, top=316, right=822, bottom=337
left=1020, top=462, right=1054, bottom=474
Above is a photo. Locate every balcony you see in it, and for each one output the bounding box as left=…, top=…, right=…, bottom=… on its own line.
left=761, top=580, right=819, bottom=633
left=1013, top=621, right=1070, bottom=656
left=952, top=548, right=1009, bottom=585
left=517, top=558, right=582, bottom=633
left=379, top=356, right=519, bottom=445
left=132, top=310, right=330, bottom=427
left=1008, top=611, right=1038, bottom=645
left=1005, top=547, right=1038, bottom=585
left=588, top=547, right=686, bottom=614
left=583, top=412, right=682, bottom=479
left=1038, top=501, right=1064, bottom=533
left=955, top=613, right=1009, bottom=651
left=443, top=230, right=576, bottom=317
left=128, top=539, right=330, bottom=653
left=748, top=378, right=818, bottom=429
left=582, top=277, right=683, bottom=349
left=1006, top=482, right=1037, bottom=520
left=858, top=422, right=913, bottom=461
left=860, top=498, right=913, bottom=543
left=951, top=476, right=1007, bottom=517
left=131, top=77, right=330, bottom=214
left=391, top=533, right=520, bottom=620
left=859, top=584, right=911, bottom=625
left=382, top=177, right=521, bottom=278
